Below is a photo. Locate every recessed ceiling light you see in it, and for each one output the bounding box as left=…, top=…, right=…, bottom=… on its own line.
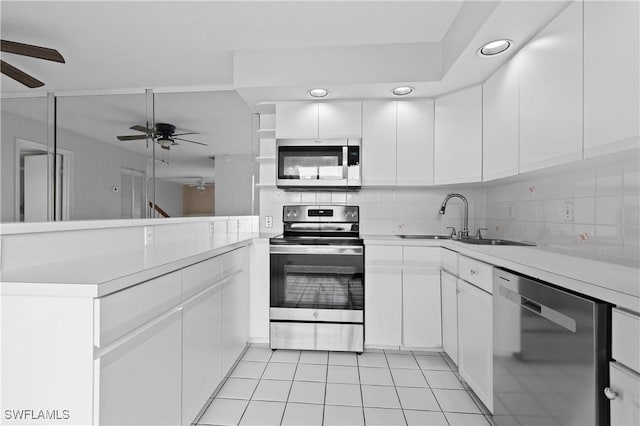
left=392, top=86, right=414, bottom=96
left=308, top=88, right=329, bottom=98
left=479, top=39, right=512, bottom=56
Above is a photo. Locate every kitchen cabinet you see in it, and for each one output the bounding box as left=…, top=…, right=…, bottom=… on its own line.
left=583, top=0, right=640, bottom=158
left=434, top=85, right=483, bottom=184
left=275, top=101, right=362, bottom=139
left=441, top=270, right=458, bottom=365
left=518, top=1, right=583, bottom=173
left=402, top=269, right=441, bottom=348
left=362, top=100, right=434, bottom=186
left=221, top=247, right=250, bottom=374
left=482, top=59, right=519, bottom=181
left=365, top=266, right=403, bottom=347
left=608, top=362, right=640, bottom=426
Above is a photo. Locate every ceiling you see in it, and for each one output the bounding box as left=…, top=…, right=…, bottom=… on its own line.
left=1, top=1, right=571, bottom=183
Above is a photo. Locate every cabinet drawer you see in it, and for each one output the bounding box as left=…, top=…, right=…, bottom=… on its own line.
left=458, top=256, right=493, bottom=294
left=612, top=308, right=640, bottom=372
left=223, top=247, right=247, bottom=273
left=609, top=362, right=640, bottom=426
left=441, top=248, right=458, bottom=275
left=366, top=245, right=402, bottom=265
left=403, top=246, right=441, bottom=268
left=182, top=256, right=224, bottom=299
left=96, top=271, right=182, bottom=348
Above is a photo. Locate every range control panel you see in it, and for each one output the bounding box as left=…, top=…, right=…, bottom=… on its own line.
left=282, top=205, right=359, bottom=223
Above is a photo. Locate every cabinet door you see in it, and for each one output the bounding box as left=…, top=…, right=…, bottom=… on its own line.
left=222, top=270, right=250, bottom=375
left=182, top=283, right=223, bottom=425
left=483, top=60, right=519, bottom=181
left=458, top=279, right=493, bottom=412
left=397, top=100, right=435, bottom=186
left=584, top=1, right=640, bottom=157
left=434, top=86, right=482, bottom=184
left=275, top=103, right=319, bottom=139
left=362, top=101, right=397, bottom=186
left=441, top=271, right=458, bottom=365
left=609, top=362, right=640, bottom=426
left=365, top=267, right=402, bottom=347
left=402, top=269, right=441, bottom=348
left=319, top=102, right=362, bottom=138
left=518, top=1, right=583, bottom=172
left=99, top=312, right=182, bottom=425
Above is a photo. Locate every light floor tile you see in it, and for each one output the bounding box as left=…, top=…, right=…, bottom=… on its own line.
left=328, top=351, right=358, bottom=366
left=433, top=389, right=482, bottom=414
left=270, top=349, right=301, bottom=363
left=363, top=407, right=407, bottom=426
left=361, top=384, right=401, bottom=409
left=251, top=379, right=292, bottom=402
left=242, top=347, right=273, bottom=363
left=391, top=368, right=429, bottom=387
left=288, top=381, right=326, bottom=405
left=396, top=387, right=440, bottom=411
left=404, top=409, right=449, bottom=426
left=357, top=352, right=388, bottom=368
left=299, top=350, right=328, bottom=365
left=416, top=355, right=451, bottom=371
left=422, top=370, right=464, bottom=390
left=359, top=367, right=394, bottom=386
left=294, top=363, right=327, bottom=382
left=230, top=361, right=267, bottom=379
left=281, top=402, right=323, bottom=426
left=444, top=412, right=491, bottom=426
left=324, top=382, right=362, bottom=407
left=327, top=365, right=360, bottom=384
left=386, top=353, right=420, bottom=369
left=198, top=398, right=248, bottom=426
left=323, top=405, right=364, bottom=426
left=262, top=362, right=297, bottom=381
left=239, top=400, right=285, bottom=425
left=216, top=378, right=259, bottom=400
left=412, top=350, right=445, bottom=357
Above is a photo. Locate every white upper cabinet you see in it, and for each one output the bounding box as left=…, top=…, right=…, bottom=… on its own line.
left=318, top=102, right=362, bottom=138
left=275, top=101, right=362, bottom=139
left=518, top=1, right=583, bottom=173
left=483, top=59, right=520, bottom=182
left=434, top=85, right=483, bottom=185
left=397, top=100, right=435, bottom=186
left=362, top=101, right=397, bottom=186
left=583, top=0, right=640, bottom=157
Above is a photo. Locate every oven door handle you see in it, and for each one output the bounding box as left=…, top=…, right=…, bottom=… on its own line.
left=270, top=245, right=363, bottom=255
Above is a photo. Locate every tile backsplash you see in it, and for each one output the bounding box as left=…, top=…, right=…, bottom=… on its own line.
left=484, top=151, right=639, bottom=263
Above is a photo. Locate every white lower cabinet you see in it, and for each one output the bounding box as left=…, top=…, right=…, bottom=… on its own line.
left=222, top=248, right=250, bottom=374
left=402, top=269, right=441, bottom=348
left=457, top=278, right=493, bottom=413
left=365, top=266, right=403, bottom=347
left=440, top=270, right=458, bottom=365
left=609, top=362, right=640, bottom=426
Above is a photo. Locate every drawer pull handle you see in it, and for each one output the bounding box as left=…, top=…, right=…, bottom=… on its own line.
left=604, top=387, right=618, bottom=400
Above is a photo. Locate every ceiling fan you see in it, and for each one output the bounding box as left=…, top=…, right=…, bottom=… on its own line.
left=185, top=178, right=213, bottom=192
left=0, top=39, right=65, bottom=88
left=117, top=123, right=207, bottom=150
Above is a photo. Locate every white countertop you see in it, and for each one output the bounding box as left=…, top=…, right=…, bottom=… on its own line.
left=363, top=234, right=640, bottom=312
left=1, top=233, right=256, bottom=298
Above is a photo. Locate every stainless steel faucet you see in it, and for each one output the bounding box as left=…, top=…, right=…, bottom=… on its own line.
left=439, top=193, right=469, bottom=238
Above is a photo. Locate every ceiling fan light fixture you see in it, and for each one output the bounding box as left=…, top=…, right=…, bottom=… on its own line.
left=392, top=86, right=414, bottom=96
left=158, top=136, right=173, bottom=149
left=307, top=88, right=329, bottom=98
left=479, top=39, right=512, bottom=56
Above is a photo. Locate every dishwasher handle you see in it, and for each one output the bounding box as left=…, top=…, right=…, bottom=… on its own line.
left=498, top=285, right=577, bottom=332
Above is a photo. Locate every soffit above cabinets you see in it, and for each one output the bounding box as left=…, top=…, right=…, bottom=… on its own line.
left=1, top=1, right=570, bottom=108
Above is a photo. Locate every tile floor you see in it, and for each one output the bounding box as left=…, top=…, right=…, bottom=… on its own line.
left=197, top=346, right=494, bottom=426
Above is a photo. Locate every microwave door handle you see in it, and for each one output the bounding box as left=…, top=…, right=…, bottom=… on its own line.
left=342, top=146, right=348, bottom=182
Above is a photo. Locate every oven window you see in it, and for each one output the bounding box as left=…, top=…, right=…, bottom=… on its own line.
left=278, top=146, right=343, bottom=180
left=271, top=254, right=363, bottom=310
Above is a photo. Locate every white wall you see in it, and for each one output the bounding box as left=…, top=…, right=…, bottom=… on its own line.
left=214, top=154, right=254, bottom=216
left=155, top=180, right=183, bottom=218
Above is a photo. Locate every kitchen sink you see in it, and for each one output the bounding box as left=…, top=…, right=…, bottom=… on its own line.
left=458, top=238, right=535, bottom=246
left=396, top=234, right=452, bottom=240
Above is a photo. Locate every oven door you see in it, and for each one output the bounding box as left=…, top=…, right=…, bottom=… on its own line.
left=270, top=244, right=364, bottom=323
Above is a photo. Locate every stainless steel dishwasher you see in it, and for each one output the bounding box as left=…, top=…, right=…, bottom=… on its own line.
left=493, top=269, right=610, bottom=426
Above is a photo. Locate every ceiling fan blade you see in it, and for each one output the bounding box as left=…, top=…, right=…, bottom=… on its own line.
left=1, top=60, right=44, bottom=88
left=1, top=40, right=65, bottom=63
left=172, top=132, right=199, bottom=137
left=117, top=134, right=148, bottom=141
left=173, top=137, right=208, bottom=146
left=129, top=125, right=151, bottom=133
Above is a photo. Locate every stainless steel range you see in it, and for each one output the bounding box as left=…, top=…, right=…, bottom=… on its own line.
left=269, top=205, right=364, bottom=353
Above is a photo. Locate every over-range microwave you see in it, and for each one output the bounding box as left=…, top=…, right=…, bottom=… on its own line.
left=276, top=138, right=361, bottom=190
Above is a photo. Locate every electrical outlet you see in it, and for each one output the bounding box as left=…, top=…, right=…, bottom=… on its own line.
left=144, top=226, right=154, bottom=246
left=563, top=201, right=574, bottom=222
left=209, top=222, right=215, bottom=237
left=265, top=216, right=273, bottom=228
